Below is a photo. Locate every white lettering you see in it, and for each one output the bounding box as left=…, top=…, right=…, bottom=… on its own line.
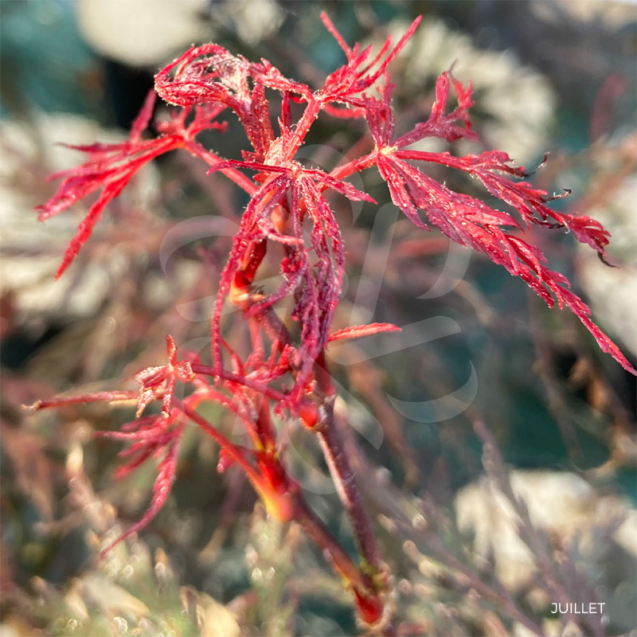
left=550, top=602, right=606, bottom=614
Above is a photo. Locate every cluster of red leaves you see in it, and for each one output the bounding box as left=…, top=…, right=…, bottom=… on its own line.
left=364, top=77, right=633, bottom=373
left=36, top=92, right=234, bottom=278
left=32, top=12, right=635, bottom=624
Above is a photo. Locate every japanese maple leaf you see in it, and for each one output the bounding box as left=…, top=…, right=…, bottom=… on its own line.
left=37, top=92, right=226, bottom=277
left=207, top=158, right=376, bottom=404
left=365, top=76, right=635, bottom=374
left=95, top=413, right=184, bottom=554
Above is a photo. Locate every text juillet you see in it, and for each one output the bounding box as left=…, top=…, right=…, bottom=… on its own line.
left=550, top=603, right=605, bottom=615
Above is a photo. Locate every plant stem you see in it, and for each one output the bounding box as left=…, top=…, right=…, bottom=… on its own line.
left=328, top=151, right=377, bottom=183
left=180, top=398, right=382, bottom=608
left=28, top=390, right=138, bottom=411
left=285, top=98, right=321, bottom=159
left=292, top=495, right=370, bottom=592
left=190, top=365, right=287, bottom=401
left=184, top=140, right=257, bottom=194
left=315, top=355, right=382, bottom=575
left=177, top=400, right=262, bottom=484
left=318, top=407, right=382, bottom=572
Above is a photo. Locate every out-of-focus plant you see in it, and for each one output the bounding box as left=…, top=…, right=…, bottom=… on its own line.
left=28, top=12, right=635, bottom=630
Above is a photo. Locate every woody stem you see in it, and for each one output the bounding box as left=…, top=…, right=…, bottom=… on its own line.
left=292, top=494, right=373, bottom=594
left=181, top=397, right=379, bottom=601
left=315, top=353, right=382, bottom=574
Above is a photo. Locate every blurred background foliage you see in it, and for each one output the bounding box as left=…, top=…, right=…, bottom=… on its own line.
left=1, top=1, right=636, bottom=635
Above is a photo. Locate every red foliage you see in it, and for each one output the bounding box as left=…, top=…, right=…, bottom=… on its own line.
left=133, top=336, right=195, bottom=418
left=36, top=92, right=228, bottom=278
left=366, top=75, right=633, bottom=374
left=31, top=12, right=635, bottom=625
left=95, top=413, right=184, bottom=555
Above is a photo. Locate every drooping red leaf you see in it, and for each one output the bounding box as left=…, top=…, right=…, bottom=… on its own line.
left=362, top=67, right=634, bottom=374
left=100, top=421, right=184, bottom=556
left=37, top=102, right=227, bottom=277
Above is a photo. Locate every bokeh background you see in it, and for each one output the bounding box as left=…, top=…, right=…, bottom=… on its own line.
left=1, top=1, right=636, bottom=635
